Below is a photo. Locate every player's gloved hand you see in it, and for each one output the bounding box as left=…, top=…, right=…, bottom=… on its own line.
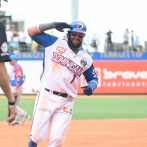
left=82, top=85, right=93, bottom=96
left=53, top=22, right=72, bottom=32
left=81, top=81, right=97, bottom=96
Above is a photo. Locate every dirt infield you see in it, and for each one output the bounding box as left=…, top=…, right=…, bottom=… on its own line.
left=1, top=95, right=147, bottom=147
left=0, top=119, right=147, bottom=147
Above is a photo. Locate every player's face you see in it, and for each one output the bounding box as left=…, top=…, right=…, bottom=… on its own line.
left=68, top=32, right=85, bottom=49
left=9, top=60, right=15, bottom=66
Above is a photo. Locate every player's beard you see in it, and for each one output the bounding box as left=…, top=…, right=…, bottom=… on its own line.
left=68, top=38, right=82, bottom=49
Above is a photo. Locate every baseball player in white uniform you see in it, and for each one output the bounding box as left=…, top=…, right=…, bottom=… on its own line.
left=27, top=21, right=98, bottom=147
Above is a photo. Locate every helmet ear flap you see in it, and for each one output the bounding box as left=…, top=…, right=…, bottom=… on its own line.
left=67, top=31, right=70, bottom=39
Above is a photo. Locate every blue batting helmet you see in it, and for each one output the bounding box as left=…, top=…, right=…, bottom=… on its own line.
left=3, top=0, right=8, bottom=2
left=10, top=54, right=17, bottom=61
left=69, top=20, right=87, bottom=34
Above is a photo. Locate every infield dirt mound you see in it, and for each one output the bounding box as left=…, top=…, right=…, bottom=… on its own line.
left=0, top=119, right=147, bottom=147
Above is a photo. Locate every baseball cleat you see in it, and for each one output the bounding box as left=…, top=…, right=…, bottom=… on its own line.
left=21, top=114, right=30, bottom=125
left=8, top=122, right=19, bottom=126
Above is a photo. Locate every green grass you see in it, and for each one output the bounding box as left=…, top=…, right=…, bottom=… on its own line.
left=0, top=97, right=147, bottom=121
left=0, top=98, right=35, bottom=122
left=73, top=98, right=147, bottom=119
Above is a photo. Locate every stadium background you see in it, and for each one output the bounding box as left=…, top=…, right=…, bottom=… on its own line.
left=0, top=0, right=147, bottom=146
left=0, top=51, right=147, bottom=94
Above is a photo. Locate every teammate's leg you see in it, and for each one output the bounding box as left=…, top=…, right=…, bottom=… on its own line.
left=13, top=86, right=22, bottom=123
left=10, top=86, right=29, bottom=125
left=17, top=86, right=30, bottom=123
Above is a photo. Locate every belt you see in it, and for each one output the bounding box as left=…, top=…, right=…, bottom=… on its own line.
left=45, top=88, right=68, bottom=98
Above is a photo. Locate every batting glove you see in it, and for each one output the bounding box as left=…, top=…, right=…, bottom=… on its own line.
left=53, top=22, right=72, bottom=32
left=81, top=81, right=98, bottom=96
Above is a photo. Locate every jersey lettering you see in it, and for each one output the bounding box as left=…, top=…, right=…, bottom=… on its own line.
left=51, top=52, right=83, bottom=77
left=56, top=46, right=67, bottom=54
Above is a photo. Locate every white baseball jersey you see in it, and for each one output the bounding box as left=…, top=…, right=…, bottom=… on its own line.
left=31, top=33, right=98, bottom=98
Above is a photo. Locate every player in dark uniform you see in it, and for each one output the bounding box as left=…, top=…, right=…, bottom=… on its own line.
left=0, top=0, right=17, bottom=124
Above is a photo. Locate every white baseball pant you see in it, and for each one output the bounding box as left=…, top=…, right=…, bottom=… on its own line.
left=30, top=87, right=75, bottom=147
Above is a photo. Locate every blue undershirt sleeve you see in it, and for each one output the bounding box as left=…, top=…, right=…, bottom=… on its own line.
left=31, top=33, right=58, bottom=48
left=83, top=64, right=98, bottom=90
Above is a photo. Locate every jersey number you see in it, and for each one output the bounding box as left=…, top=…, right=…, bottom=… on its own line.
left=70, top=74, right=76, bottom=84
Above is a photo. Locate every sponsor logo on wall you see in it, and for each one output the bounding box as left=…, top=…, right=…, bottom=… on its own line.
left=80, top=61, right=147, bottom=94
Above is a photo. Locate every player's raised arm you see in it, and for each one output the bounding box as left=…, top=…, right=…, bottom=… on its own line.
left=28, top=22, right=72, bottom=36
left=27, top=25, right=41, bottom=37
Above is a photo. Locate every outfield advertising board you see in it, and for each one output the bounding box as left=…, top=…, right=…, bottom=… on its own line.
left=0, top=61, right=146, bottom=94
left=78, top=61, right=147, bottom=94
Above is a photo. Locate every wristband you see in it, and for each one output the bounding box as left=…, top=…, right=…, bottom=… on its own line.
left=8, top=102, right=15, bottom=105
left=39, top=23, right=54, bottom=32
left=88, top=80, right=98, bottom=91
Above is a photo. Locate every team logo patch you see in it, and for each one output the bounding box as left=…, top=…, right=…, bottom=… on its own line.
left=80, top=59, right=87, bottom=67
left=56, top=46, right=66, bottom=54
left=77, top=23, right=83, bottom=30
left=63, top=107, right=73, bottom=114
left=1, top=42, right=8, bottom=53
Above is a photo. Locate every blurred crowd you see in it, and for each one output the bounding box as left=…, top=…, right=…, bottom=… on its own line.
left=104, top=29, right=145, bottom=52
left=6, top=24, right=146, bottom=53
left=6, top=25, right=27, bottom=53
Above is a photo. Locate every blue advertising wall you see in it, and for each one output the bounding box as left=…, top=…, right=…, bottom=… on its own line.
left=8, top=51, right=147, bottom=94
left=12, top=51, right=147, bottom=61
